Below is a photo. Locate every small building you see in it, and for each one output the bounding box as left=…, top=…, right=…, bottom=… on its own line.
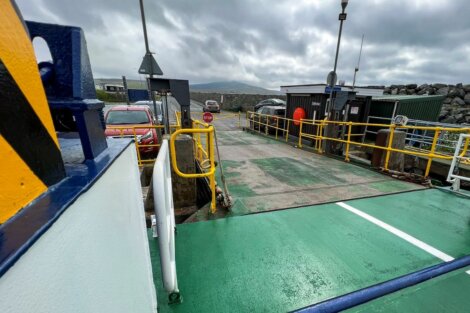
left=280, top=83, right=384, bottom=138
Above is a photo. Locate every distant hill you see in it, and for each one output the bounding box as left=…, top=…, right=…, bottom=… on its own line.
left=95, top=79, right=282, bottom=95
left=190, top=81, right=282, bottom=95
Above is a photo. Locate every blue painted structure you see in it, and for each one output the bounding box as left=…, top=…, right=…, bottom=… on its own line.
left=128, top=89, right=150, bottom=102
left=26, top=21, right=107, bottom=160
left=294, top=255, right=470, bottom=313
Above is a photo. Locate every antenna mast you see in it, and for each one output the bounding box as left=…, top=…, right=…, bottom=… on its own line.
left=352, top=34, right=364, bottom=90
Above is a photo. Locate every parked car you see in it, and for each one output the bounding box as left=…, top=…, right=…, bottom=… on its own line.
left=250, top=106, right=286, bottom=132
left=253, top=98, right=286, bottom=111
left=203, top=100, right=220, bottom=113
left=133, top=100, right=164, bottom=124
left=104, top=105, right=159, bottom=157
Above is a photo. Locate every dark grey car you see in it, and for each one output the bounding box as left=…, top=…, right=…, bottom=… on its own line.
left=253, top=98, right=286, bottom=111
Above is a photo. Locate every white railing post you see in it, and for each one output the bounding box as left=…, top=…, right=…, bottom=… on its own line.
left=447, top=134, right=470, bottom=192
left=152, top=140, right=180, bottom=302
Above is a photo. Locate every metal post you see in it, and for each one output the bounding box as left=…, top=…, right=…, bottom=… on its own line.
left=139, top=0, right=158, bottom=116
left=352, top=34, right=364, bottom=90
left=163, top=93, right=170, bottom=134
left=326, top=4, right=347, bottom=116
left=325, top=0, right=348, bottom=155
left=122, top=75, right=130, bottom=105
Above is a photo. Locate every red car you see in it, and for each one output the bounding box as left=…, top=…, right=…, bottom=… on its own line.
left=104, top=105, right=159, bottom=157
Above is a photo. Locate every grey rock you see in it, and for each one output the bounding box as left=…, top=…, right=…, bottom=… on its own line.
left=464, top=93, right=470, bottom=104
left=456, top=83, right=463, bottom=88
left=406, top=89, right=416, bottom=95
left=417, top=89, right=428, bottom=95
left=464, top=84, right=470, bottom=92
left=436, top=87, right=449, bottom=95
left=448, top=88, right=460, bottom=97
left=432, top=83, right=447, bottom=89
left=391, top=88, right=398, bottom=95
left=442, top=116, right=456, bottom=124
left=443, top=97, right=453, bottom=104
left=398, top=89, right=407, bottom=95
left=418, top=84, right=429, bottom=90
left=455, top=113, right=464, bottom=122
left=466, top=115, right=470, bottom=123
left=459, top=89, right=466, bottom=98
left=406, top=84, right=418, bottom=89
left=452, top=97, right=465, bottom=106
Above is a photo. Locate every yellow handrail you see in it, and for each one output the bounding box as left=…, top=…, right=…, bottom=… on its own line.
left=246, top=111, right=470, bottom=178
left=170, top=125, right=217, bottom=213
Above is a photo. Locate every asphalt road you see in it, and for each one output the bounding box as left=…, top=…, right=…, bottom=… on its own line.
left=104, top=98, right=244, bottom=131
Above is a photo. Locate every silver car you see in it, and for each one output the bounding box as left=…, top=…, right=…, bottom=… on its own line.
left=203, top=100, right=220, bottom=113
left=133, top=100, right=164, bottom=124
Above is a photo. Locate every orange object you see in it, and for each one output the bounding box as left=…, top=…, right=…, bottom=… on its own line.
left=293, top=107, right=306, bottom=126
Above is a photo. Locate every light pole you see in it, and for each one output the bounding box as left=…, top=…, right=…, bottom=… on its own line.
left=326, top=0, right=349, bottom=117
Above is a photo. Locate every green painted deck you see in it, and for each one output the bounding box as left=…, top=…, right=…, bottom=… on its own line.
left=216, top=130, right=423, bottom=215
left=150, top=189, right=470, bottom=312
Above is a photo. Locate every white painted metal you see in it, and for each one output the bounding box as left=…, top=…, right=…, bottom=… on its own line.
left=152, top=140, right=179, bottom=294
left=447, top=134, right=470, bottom=191
left=0, top=145, right=157, bottom=313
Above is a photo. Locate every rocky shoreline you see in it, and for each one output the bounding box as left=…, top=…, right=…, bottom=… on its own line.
left=383, top=83, right=470, bottom=124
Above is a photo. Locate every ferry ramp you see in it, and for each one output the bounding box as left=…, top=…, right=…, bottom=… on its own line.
left=210, top=116, right=423, bottom=215
left=149, top=113, right=470, bottom=312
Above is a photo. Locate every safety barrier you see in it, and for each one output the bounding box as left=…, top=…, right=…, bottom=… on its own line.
left=447, top=134, right=470, bottom=191
left=170, top=120, right=217, bottom=213
left=246, top=111, right=470, bottom=178
left=152, top=140, right=180, bottom=302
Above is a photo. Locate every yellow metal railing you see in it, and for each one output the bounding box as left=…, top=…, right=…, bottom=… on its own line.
left=191, top=111, right=242, bottom=128
left=246, top=111, right=470, bottom=178
left=170, top=121, right=217, bottom=213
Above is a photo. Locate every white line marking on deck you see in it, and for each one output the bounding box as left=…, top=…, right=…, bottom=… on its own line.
left=337, top=201, right=470, bottom=276
left=336, top=201, right=455, bottom=262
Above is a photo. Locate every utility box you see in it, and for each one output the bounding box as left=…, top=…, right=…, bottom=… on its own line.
left=371, top=129, right=406, bottom=172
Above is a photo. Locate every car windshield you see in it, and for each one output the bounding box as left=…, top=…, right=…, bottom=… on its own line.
left=275, top=109, right=285, bottom=115
left=272, top=99, right=286, bottom=104
left=106, top=110, right=150, bottom=125
left=207, top=101, right=217, bottom=105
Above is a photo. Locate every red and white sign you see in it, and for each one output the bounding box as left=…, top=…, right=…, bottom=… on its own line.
left=203, top=112, right=214, bottom=123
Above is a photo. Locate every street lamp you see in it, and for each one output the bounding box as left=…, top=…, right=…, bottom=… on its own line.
left=326, top=0, right=349, bottom=116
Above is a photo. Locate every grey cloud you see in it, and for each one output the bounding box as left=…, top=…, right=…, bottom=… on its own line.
left=16, top=0, right=470, bottom=89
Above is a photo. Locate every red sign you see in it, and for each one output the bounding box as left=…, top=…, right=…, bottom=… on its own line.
left=203, top=112, right=214, bottom=123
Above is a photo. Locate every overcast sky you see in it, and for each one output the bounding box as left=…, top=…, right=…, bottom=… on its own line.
left=17, top=0, right=470, bottom=89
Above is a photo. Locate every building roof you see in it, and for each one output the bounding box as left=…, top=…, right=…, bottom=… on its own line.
left=279, top=83, right=384, bottom=97
left=372, top=95, right=445, bottom=102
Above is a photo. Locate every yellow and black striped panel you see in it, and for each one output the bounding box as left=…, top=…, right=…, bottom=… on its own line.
left=0, top=0, right=65, bottom=224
